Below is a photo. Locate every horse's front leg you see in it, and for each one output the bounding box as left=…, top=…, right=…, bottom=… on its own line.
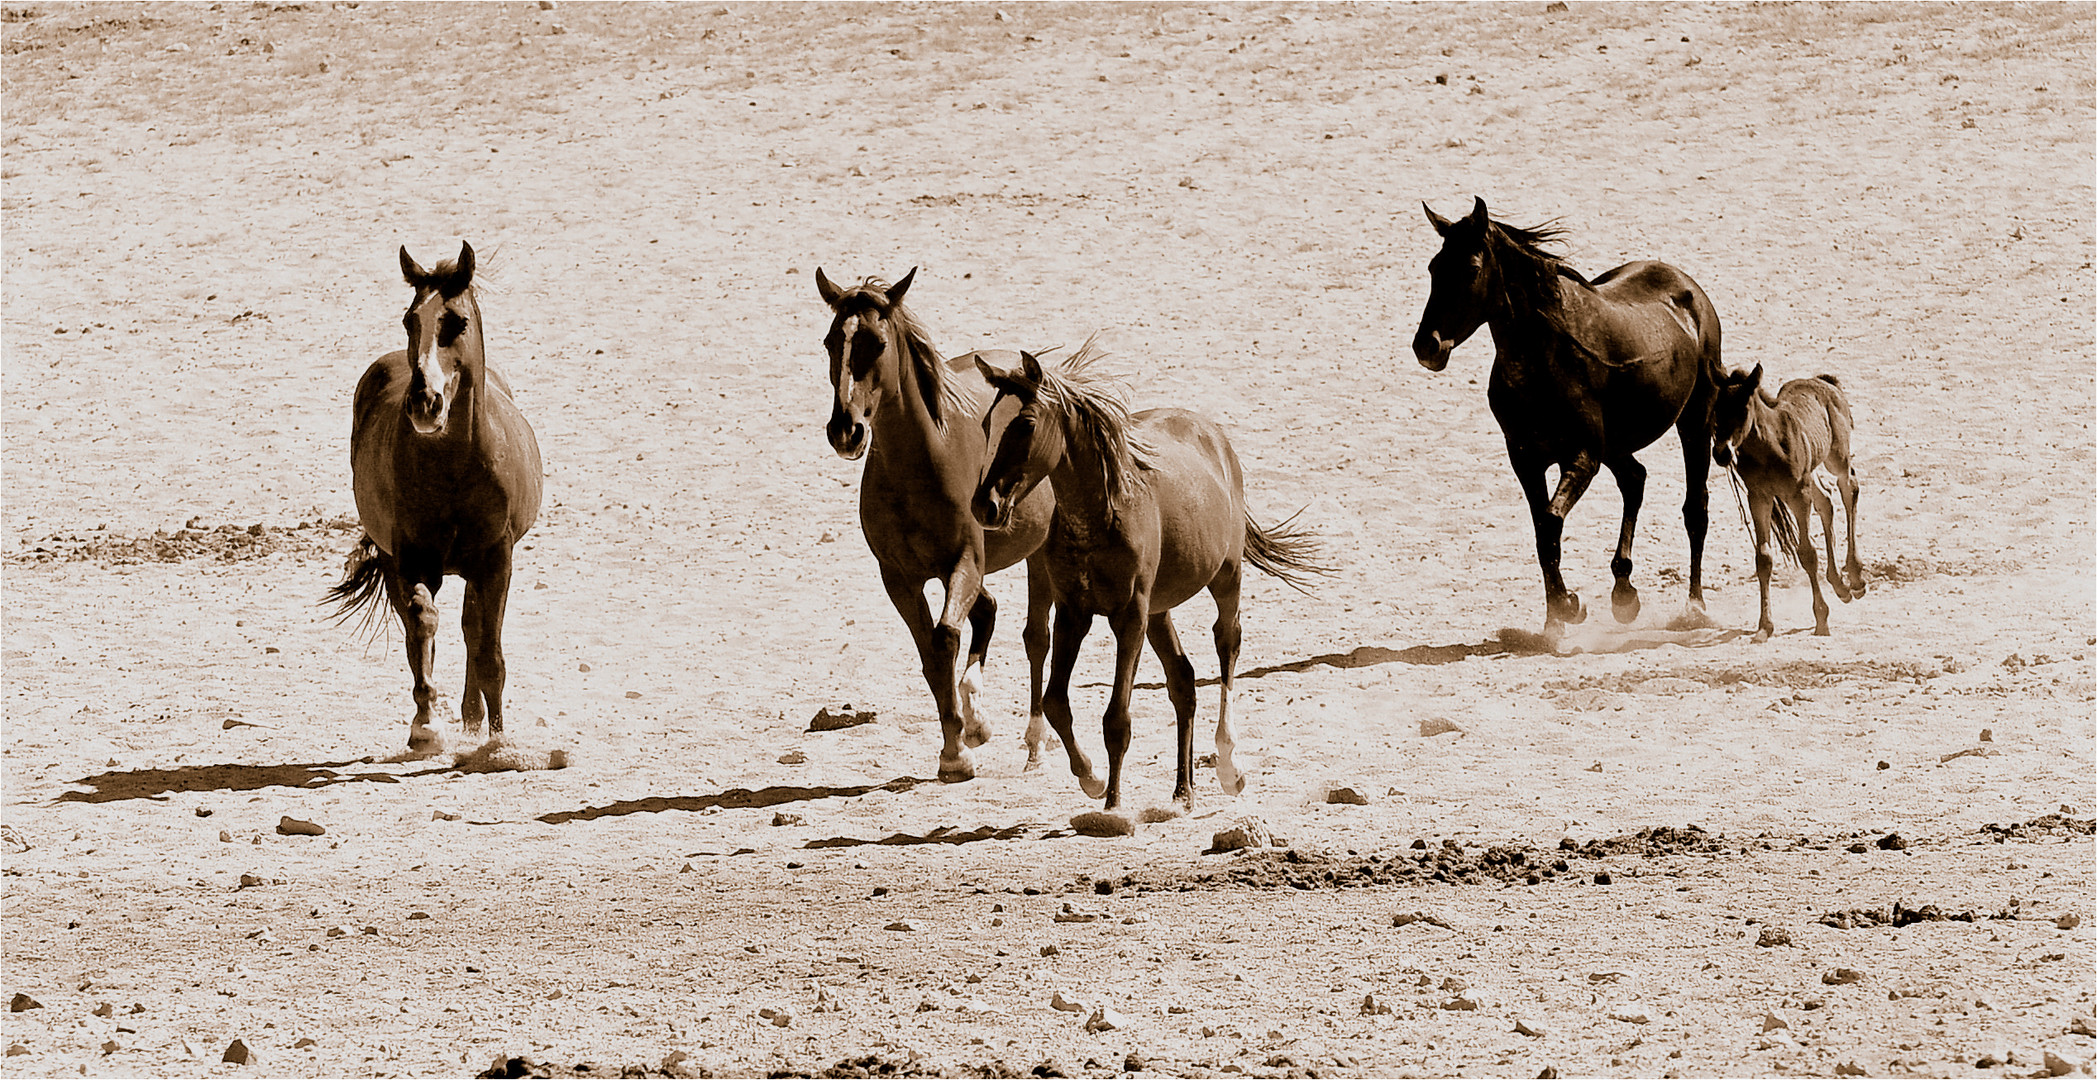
left=1748, top=490, right=1778, bottom=643
left=1020, top=550, right=1058, bottom=772
left=459, top=548, right=514, bottom=742
left=1043, top=603, right=1102, bottom=797
left=1603, top=455, right=1646, bottom=623
left=880, top=563, right=973, bottom=782
left=1099, top=603, right=1150, bottom=813
left=1677, top=410, right=1715, bottom=610
left=1510, top=444, right=1589, bottom=632
left=384, top=558, right=446, bottom=756
left=958, top=587, right=996, bottom=750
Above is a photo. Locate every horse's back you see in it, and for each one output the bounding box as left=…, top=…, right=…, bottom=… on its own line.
left=1131, top=408, right=1246, bottom=607
left=1774, top=376, right=1853, bottom=457
left=1590, top=260, right=1719, bottom=357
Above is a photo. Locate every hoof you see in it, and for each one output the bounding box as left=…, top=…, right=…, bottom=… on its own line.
left=961, top=723, right=992, bottom=749
left=1751, top=627, right=1773, bottom=644
left=406, top=723, right=445, bottom=757
left=1022, top=754, right=1045, bottom=774
left=1216, top=760, right=1247, bottom=796
left=1078, top=774, right=1107, bottom=800
left=937, top=749, right=977, bottom=783
left=1611, top=584, right=1641, bottom=624
left=958, top=666, right=991, bottom=747
left=1849, top=576, right=1868, bottom=599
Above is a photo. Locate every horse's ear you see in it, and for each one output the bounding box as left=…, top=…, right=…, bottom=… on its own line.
left=1423, top=202, right=1454, bottom=236
left=1469, top=196, right=1490, bottom=225
left=400, top=245, right=428, bottom=284
left=455, top=242, right=475, bottom=283
left=974, top=356, right=1008, bottom=387
left=436, top=242, right=475, bottom=298
left=1019, top=349, right=1046, bottom=383
left=815, top=267, right=843, bottom=306
left=1746, top=363, right=1764, bottom=391
left=888, top=266, right=916, bottom=307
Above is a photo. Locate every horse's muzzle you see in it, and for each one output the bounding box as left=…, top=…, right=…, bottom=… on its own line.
left=1412, top=330, right=1453, bottom=372
left=1712, top=440, right=1735, bottom=468
left=828, top=417, right=869, bottom=461
left=407, top=390, right=449, bottom=434
left=972, top=487, right=1013, bottom=532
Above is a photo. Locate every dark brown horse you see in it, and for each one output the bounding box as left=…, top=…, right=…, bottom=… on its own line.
left=1713, top=365, right=1864, bottom=641
left=1413, top=197, right=1723, bottom=637
left=815, top=267, right=1056, bottom=782
left=326, top=243, right=543, bottom=754
left=972, top=347, right=1328, bottom=818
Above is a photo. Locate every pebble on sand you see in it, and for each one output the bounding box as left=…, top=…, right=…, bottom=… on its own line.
left=276, top=816, right=325, bottom=837
left=8, top=994, right=40, bottom=1013
left=1325, top=785, right=1371, bottom=805
left=1071, top=811, right=1134, bottom=837
left=1208, top=816, right=1272, bottom=852
left=1419, top=716, right=1463, bottom=737
left=1084, top=1006, right=1128, bottom=1032
left=222, top=1039, right=251, bottom=1064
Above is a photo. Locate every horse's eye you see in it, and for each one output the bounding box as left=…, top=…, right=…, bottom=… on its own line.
left=438, top=311, right=467, bottom=346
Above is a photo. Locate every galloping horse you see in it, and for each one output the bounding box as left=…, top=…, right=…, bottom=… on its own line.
left=1712, top=365, right=1865, bottom=641
left=1413, top=197, right=1724, bottom=637
left=815, top=268, right=1056, bottom=782
left=326, top=243, right=543, bottom=754
left=972, top=347, right=1327, bottom=816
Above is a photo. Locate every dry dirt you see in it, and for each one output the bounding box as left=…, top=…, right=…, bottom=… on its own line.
left=3, top=2, right=2093, bottom=1077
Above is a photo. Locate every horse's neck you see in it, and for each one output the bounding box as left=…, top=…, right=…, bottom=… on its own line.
left=1046, top=438, right=1125, bottom=532
left=872, top=338, right=958, bottom=460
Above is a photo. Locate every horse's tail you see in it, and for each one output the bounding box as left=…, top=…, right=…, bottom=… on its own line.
left=1768, top=499, right=1802, bottom=567
left=322, top=534, right=390, bottom=638
left=1243, top=510, right=1334, bottom=595
left=1815, top=373, right=1841, bottom=388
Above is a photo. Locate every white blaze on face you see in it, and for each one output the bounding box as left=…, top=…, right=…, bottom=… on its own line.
left=407, top=299, right=461, bottom=433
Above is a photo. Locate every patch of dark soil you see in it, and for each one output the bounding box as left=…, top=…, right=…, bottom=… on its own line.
left=1558, top=824, right=1730, bottom=859
left=762, top=1054, right=1027, bottom=1079
left=1976, top=814, right=2094, bottom=841
left=1546, top=657, right=1956, bottom=692
left=1818, top=901, right=2016, bottom=929
left=478, top=1056, right=706, bottom=1078
left=9, top=516, right=362, bottom=565
left=1105, top=839, right=1586, bottom=893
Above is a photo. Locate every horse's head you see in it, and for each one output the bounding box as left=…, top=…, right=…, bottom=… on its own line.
left=816, top=266, right=917, bottom=460
left=398, top=242, right=481, bottom=435
left=971, top=350, right=1063, bottom=531
left=1413, top=196, right=1497, bottom=371
left=1711, top=363, right=1764, bottom=468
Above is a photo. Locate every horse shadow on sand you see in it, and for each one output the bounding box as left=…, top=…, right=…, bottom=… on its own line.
left=54, top=754, right=541, bottom=805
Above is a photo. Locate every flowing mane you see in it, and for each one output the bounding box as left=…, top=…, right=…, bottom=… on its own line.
left=834, top=277, right=976, bottom=427
left=1030, top=335, right=1154, bottom=505
left=1485, top=217, right=1590, bottom=321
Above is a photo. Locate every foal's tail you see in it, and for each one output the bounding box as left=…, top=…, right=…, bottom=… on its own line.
left=1244, top=511, right=1335, bottom=595
left=1726, top=471, right=1802, bottom=568
left=323, top=534, right=391, bottom=638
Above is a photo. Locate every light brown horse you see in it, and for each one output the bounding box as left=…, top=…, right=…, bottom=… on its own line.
left=326, top=243, right=543, bottom=754
left=1712, top=364, right=1864, bottom=641
left=816, top=268, right=1057, bottom=782
left=972, top=346, right=1327, bottom=817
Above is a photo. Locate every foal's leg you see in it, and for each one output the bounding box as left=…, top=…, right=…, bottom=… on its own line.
left=1020, top=551, right=1058, bottom=771
left=1748, top=490, right=1777, bottom=644
left=1208, top=558, right=1247, bottom=796
left=1808, top=476, right=1851, bottom=603
left=880, top=562, right=976, bottom=782
left=957, top=588, right=996, bottom=749
left=1603, top=454, right=1647, bottom=623
left=1098, top=603, right=1150, bottom=812
left=1144, top=611, right=1200, bottom=812
left=1510, top=445, right=1587, bottom=632
left=1043, top=603, right=1103, bottom=798
left=384, top=557, right=446, bottom=754
left=459, top=548, right=514, bottom=740
left=1787, top=487, right=1832, bottom=636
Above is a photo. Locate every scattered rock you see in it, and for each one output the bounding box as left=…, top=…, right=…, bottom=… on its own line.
left=1756, top=927, right=1794, bottom=948
left=1545, top=1, right=1568, bottom=12
left=1420, top=717, right=1463, bottom=737
left=275, top=816, right=324, bottom=836
left=1876, top=833, right=1907, bottom=850
left=1072, top=811, right=1134, bottom=838
left=408, top=912, right=430, bottom=920
left=1823, top=968, right=1866, bottom=985
left=1761, top=1011, right=1790, bottom=1032
left=758, top=1006, right=792, bottom=1028
left=1978, top=727, right=1993, bottom=742
left=1586, top=762, right=1604, bottom=772
left=1050, top=991, right=1085, bottom=1013
left=1325, top=785, right=1371, bottom=805
left=1361, top=993, right=1392, bottom=1016
left=1054, top=903, right=1104, bottom=923
left=771, top=812, right=803, bottom=827
left=431, top=810, right=461, bottom=822
left=1834, top=1063, right=1868, bottom=1077
left=1208, top=816, right=1272, bottom=853
left=883, top=921, right=918, bottom=932
left=1514, top=1017, right=1546, bottom=1037
left=2068, top=1017, right=2096, bottom=1037
left=2044, top=1052, right=2079, bottom=1076
left=222, top=1039, right=251, bottom=1064
left=1084, top=1006, right=1128, bottom=1033
left=9, top=994, right=40, bottom=1012
left=777, top=750, right=807, bottom=765
left=1392, top=910, right=1454, bottom=929
left=1608, top=1009, right=1652, bottom=1024
left=5, top=1044, right=26, bottom=1057
left=808, top=705, right=876, bottom=732
left=1441, top=996, right=1479, bottom=1011
left=1877, top=760, right=1890, bottom=770
left=237, top=873, right=265, bottom=889
left=2058, top=913, right=2082, bottom=930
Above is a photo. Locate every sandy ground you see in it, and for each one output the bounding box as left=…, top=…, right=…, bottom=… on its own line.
left=2, top=2, right=2093, bottom=1076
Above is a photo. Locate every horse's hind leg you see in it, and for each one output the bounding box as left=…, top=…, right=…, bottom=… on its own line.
left=958, top=588, right=996, bottom=749
left=1788, top=487, right=1832, bottom=635
left=1043, top=603, right=1103, bottom=799
left=1677, top=410, right=1715, bottom=613
left=1207, top=558, right=1247, bottom=796
left=1840, top=470, right=1865, bottom=598
left=460, top=549, right=514, bottom=740
left=1020, top=551, right=1058, bottom=771
left=384, top=557, right=445, bottom=753
left=1604, top=455, right=1646, bottom=623
left=1809, top=476, right=1852, bottom=604
left=1144, top=611, right=1200, bottom=812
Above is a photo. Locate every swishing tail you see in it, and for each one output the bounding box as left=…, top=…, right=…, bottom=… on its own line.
left=323, top=534, right=390, bottom=638
left=1726, top=471, right=1801, bottom=568
left=1243, top=510, right=1334, bottom=595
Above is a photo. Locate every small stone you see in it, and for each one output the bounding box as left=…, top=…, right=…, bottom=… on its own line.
left=194, top=807, right=212, bottom=817
left=1594, top=872, right=1613, bottom=885
left=222, top=1039, right=250, bottom=1064
left=1877, top=760, right=1890, bottom=770
left=1876, top=833, right=1907, bottom=850
left=2044, top=1051, right=2077, bottom=1076
left=771, top=812, right=803, bottom=827
left=326, top=926, right=351, bottom=938
left=1441, top=996, right=1479, bottom=1011
left=1978, top=728, right=1992, bottom=742
left=1085, top=1006, right=1128, bottom=1032
left=5, top=1044, right=26, bottom=1057
left=884, top=920, right=917, bottom=932
left=1586, top=762, right=1604, bottom=772
left=1392, top=910, right=1453, bottom=929
left=2068, top=1016, right=2096, bottom=1037
left=407, top=912, right=429, bottom=920
left=275, top=816, right=324, bottom=836
left=9, top=994, right=40, bottom=1012
left=101, top=1040, right=119, bottom=1055
left=294, top=1038, right=317, bottom=1049
left=1051, top=991, right=1085, bottom=1013
left=1361, top=993, right=1393, bottom=1016
left=431, top=810, right=460, bottom=821
left=1762, top=1011, right=1790, bottom=1032
left=777, top=750, right=807, bottom=765
left=237, top=873, right=264, bottom=889
left=1208, top=816, right=1271, bottom=853
left=1514, top=1017, right=1546, bottom=1037
left=1420, top=717, right=1463, bottom=737
left=1756, top=927, right=1793, bottom=948
left=1040, top=944, right=1059, bottom=956
left=92, top=1002, right=113, bottom=1017
left=1834, top=1065, right=1868, bottom=1078
left=1823, top=968, right=1866, bottom=985
left=808, top=705, right=877, bottom=732
left=2057, top=913, right=2082, bottom=930
left=1324, top=785, right=1371, bottom=805
left=1054, top=903, right=1104, bottom=923
left=220, top=831, right=232, bottom=842
left=1609, top=1010, right=1652, bottom=1024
